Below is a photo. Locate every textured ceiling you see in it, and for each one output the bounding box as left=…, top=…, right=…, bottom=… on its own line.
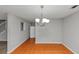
left=0, top=5, right=79, bottom=22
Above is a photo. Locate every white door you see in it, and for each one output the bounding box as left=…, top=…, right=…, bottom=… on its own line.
left=30, top=26, right=35, bottom=38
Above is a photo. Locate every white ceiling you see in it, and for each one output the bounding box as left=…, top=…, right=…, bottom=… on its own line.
left=0, top=5, right=79, bottom=22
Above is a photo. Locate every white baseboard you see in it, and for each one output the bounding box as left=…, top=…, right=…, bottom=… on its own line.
left=7, top=38, right=29, bottom=54
left=62, top=43, right=77, bottom=54
left=35, top=41, right=62, bottom=44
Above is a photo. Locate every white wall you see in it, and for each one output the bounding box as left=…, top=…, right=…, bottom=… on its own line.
left=36, top=19, right=63, bottom=43
left=0, top=13, right=7, bottom=20
left=63, top=12, right=79, bottom=53
left=7, top=14, right=30, bottom=52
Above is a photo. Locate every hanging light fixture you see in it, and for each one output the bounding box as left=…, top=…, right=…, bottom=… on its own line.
left=35, top=5, right=50, bottom=26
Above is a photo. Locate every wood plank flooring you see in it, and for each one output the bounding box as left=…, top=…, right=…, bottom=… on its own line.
left=11, top=38, right=73, bottom=54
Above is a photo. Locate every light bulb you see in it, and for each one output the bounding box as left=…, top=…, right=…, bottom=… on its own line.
left=42, top=18, right=50, bottom=23
left=46, top=19, right=50, bottom=23
left=35, top=18, right=40, bottom=23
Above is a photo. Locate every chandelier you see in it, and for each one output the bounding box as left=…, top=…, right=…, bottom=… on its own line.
left=35, top=5, right=50, bottom=26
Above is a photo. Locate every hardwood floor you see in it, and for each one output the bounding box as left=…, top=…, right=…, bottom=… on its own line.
left=11, top=38, right=73, bottom=54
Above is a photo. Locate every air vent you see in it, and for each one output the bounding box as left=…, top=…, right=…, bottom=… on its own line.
left=71, top=5, right=79, bottom=9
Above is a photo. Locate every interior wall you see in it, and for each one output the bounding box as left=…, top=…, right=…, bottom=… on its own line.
left=36, top=19, right=63, bottom=43
left=7, top=14, right=30, bottom=52
left=63, top=11, right=79, bottom=53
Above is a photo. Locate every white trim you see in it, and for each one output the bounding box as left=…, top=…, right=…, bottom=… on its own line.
left=35, top=42, right=62, bottom=44
left=7, top=38, right=29, bottom=54
left=62, top=43, right=77, bottom=54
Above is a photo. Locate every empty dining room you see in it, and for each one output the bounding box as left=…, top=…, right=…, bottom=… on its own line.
left=0, top=5, right=79, bottom=54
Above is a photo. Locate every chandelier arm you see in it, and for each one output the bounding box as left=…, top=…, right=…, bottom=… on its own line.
left=41, top=5, right=43, bottom=18
left=40, top=5, right=44, bottom=23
